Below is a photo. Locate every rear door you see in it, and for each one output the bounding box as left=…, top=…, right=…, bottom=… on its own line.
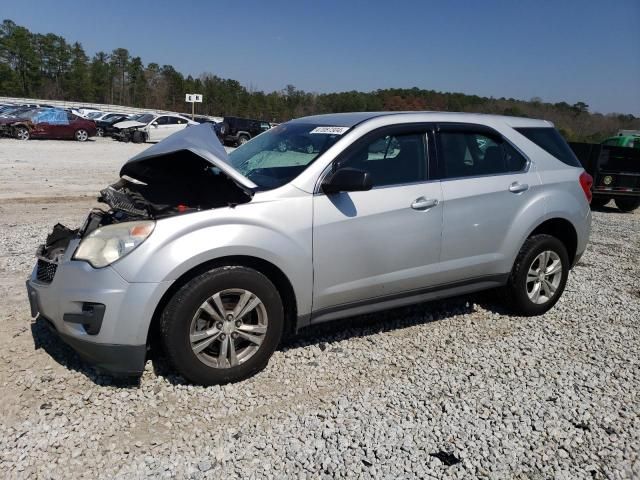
left=312, top=125, right=443, bottom=313
left=436, top=124, right=539, bottom=280
left=62, top=112, right=81, bottom=138
left=40, top=110, right=72, bottom=138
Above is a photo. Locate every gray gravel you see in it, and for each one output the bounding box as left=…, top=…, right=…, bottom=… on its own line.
left=0, top=141, right=639, bottom=478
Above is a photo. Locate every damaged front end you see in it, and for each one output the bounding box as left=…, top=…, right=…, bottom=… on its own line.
left=112, top=126, right=140, bottom=142
left=35, top=123, right=256, bottom=273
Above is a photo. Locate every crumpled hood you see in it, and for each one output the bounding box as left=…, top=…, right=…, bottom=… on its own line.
left=113, top=120, right=147, bottom=129
left=120, top=122, right=257, bottom=193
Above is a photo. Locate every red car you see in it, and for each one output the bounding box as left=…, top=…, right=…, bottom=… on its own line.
left=1, top=108, right=97, bottom=141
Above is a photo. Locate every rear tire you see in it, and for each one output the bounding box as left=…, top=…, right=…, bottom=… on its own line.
left=614, top=197, right=640, bottom=213
left=160, top=266, right=284, bottom=386
left=75, top=129, right=89, bottom=142
left=590, top=197, right=610, bottom=209
left=504, top=234, right=569, bottom=316
left=237, top=134, right=250, bottom=146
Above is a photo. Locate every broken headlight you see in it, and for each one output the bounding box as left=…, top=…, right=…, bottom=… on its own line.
left=74, top=221, right=155, bottom=268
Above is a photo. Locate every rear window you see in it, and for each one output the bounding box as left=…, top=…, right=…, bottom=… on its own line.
left=515, top=127, right=581, bottom=167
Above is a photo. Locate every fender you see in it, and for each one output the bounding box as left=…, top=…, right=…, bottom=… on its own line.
left=111, top=195, right=314, bottom=318
left=501, top=181, right=590, bottom=273
left=235, top=130, right=251, bottom=139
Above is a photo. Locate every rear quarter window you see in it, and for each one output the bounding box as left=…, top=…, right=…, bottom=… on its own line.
left=515, top=127, right=581, bottom=167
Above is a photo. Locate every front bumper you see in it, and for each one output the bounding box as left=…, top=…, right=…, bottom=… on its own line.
left=26, top=242, right=170, bottom=376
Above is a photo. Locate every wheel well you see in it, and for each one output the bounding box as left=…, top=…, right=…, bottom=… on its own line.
left=529, top=218, right=578, bottom=265
left=147, top=256, right=298, bottom=349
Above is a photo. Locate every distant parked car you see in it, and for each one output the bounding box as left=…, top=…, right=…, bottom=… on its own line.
left=570, top=139, right=640, bottom=212
left=112, top=113, right=196, bottom=143
left=601, top=134, right=640, bottom=149
left=220, top=116, right=271, bottom=146
left=95, top=114, right=132, bottom=137
left=5, top=108, right=96, bottom=141
left=192, top=115, right=217, bottom=125
left=73, top=107, right=102, bottom=118
left=86, top=111, right=128, bottom=122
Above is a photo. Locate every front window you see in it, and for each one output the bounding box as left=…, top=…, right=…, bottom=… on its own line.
left=336, top=132, right=426, bottom=187
left=227, top=123, right=346, bottom=190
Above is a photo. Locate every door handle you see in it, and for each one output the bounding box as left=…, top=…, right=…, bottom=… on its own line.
left=411, top=197, right=439, bottom=210
left=508, top=182, right=529, bottom=193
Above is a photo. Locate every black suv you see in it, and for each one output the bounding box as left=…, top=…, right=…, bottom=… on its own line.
left=220, top=116, right=271, bottom=146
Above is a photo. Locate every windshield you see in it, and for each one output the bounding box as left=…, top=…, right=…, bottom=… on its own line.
left=136, top=114, right=155, bottom=124
left=227, top=123, right=345, bottom=190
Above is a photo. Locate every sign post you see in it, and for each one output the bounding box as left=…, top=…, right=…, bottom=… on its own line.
left=185, top=93, right=203, bottom=120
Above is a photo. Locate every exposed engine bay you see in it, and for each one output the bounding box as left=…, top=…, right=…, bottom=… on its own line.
left=37, top=147, right=253, bottom=262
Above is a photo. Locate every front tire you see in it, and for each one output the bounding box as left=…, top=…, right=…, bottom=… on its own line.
left=237, top=134, right=250, bottom=146
left=14, top=127, right=30, bottom=140
left=96, top=127, right=104, bottom=137
left=160, top=266, right=284, bottom=385
left=504, top=234, right=569, bottom=316
left=132, top=130, right=145, bottom=143
left=615, top=197, right=640, bottom=213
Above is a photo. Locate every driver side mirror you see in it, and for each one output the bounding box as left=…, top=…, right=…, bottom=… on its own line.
left=152, top=122, right=158, bottom=127
left=321, top=168, right=372, bottom=194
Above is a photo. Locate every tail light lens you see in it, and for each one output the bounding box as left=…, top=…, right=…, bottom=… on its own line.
left=579, top=171, right=593, bottom=203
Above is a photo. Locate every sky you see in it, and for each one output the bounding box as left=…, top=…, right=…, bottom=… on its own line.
left=2, top=0, right=639, bottom=115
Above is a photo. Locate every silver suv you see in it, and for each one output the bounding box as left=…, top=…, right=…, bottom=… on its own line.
left=27, top=112, right=592, bottom=385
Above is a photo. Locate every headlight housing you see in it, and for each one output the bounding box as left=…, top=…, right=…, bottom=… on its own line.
left=74, top=221, right=155, bottom=268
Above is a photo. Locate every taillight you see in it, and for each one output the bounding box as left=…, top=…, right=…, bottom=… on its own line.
left=579, top=171, right=593, bottom=203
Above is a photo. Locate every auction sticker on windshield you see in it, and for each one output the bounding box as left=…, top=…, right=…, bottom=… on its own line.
left=309, top=126, right=350, bottom=135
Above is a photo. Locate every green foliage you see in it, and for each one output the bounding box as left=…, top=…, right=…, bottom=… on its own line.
left=1, top=19, right=638, bottom=141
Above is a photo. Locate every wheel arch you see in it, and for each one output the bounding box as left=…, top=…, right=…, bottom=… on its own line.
left=11, top=122, right=30, bottom=131
left=527, top=217, right=578, bottom=266
left=147, top=255, right=298, bottom=349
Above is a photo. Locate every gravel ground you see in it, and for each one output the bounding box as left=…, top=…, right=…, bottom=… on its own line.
left=0, top=139, right=639, bottom=479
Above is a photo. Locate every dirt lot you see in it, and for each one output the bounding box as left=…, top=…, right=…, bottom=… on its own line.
left=0, top=138, right=639, bottom=478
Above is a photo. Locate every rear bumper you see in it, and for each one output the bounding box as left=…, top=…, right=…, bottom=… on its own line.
left=593, top=189, right=640, bottom=198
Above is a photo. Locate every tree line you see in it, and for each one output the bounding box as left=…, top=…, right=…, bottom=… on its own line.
left=1, top=19, right=638, bottom=142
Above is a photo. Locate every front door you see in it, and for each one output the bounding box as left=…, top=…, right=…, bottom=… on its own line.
left=148, top=116, right=171, bottom=142
left=312, top=127, right=443, bottom=314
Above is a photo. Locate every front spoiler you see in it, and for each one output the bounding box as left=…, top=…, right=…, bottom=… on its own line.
left=39, top=313, right=147, bottom=377
left=27, top=276, right=148, bottom=377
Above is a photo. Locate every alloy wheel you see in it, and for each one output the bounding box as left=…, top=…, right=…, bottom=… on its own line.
left=16, top=128, right=29, bottom=140
left=96, top=127, right=104, bottom=137
left=76, top=129, right=88, bottom=142
left=189, top=288, right=268, bottom=369
left=526, top=250, right=563, bottom=304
